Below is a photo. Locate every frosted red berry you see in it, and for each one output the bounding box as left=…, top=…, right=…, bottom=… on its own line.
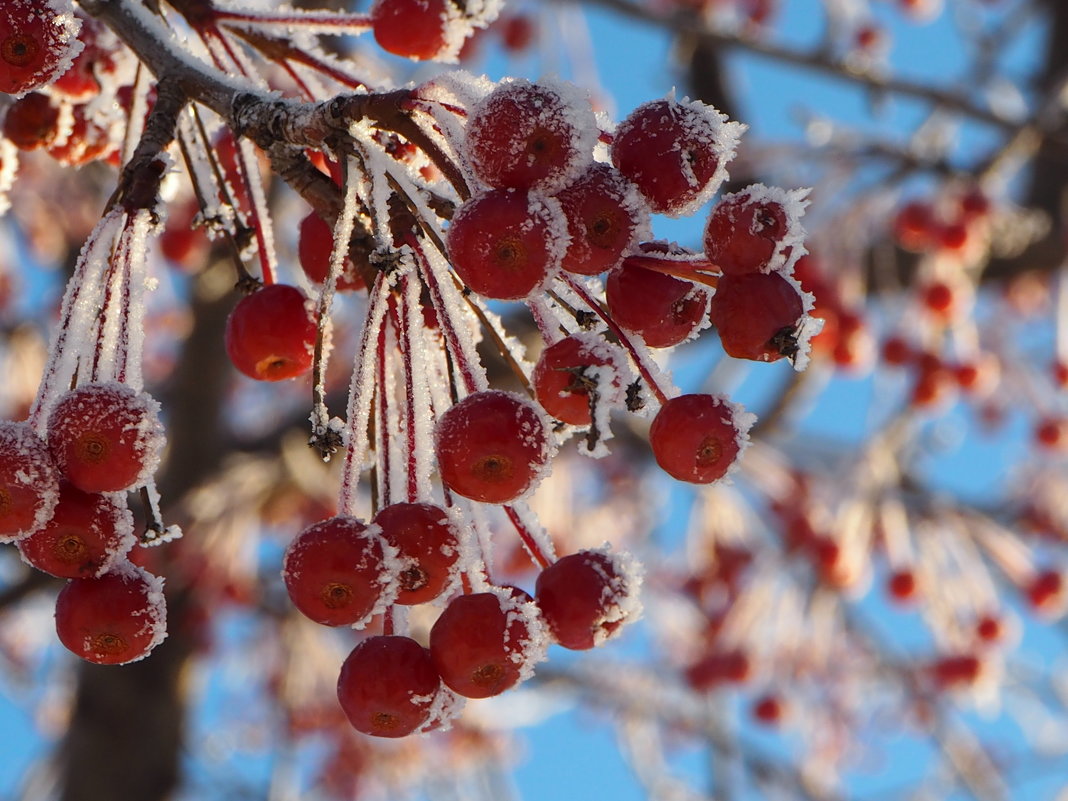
left=54, top=564, right=167, bottom=665
left=2, top=91, right=60, bottom=150
left=337, top=635, right=442, bottom=737
left=0, top=421, right=60, bottom=542
left=535, top=549, right=638, bottom=650
left=224, top=284, right=317, bottom=381
left=429, top=590, right=543, bottom=698
left=465, top=79, right=595, bottom=194
left=649, top=393, right=748, bottom=484
left=611, top=97, right=736, bottom=216
left=18, top=482, right=130, bottom=578
left=709, top=271, right=807, bottom=362
left=370, top=0, right=450, bottom=61
left=556, top=163, right=647, bottom=276
left=446, top=189, right=562, bottom=300
left=282, top=516, right=394, bottom=627
left=704, top=190, right=791, bottom=275
left=298, top=212, right=366, bottom=291
left=372, top=502, right=459, bottom=606
left=532, top=335, right=620, bottom=426
left=47, top=382, right=164, bottom=494
left=1, top=3, right=81, bottom=96
left=434, top=391, right=550, bottom=504
left=605, top=258, right=709, bottom=348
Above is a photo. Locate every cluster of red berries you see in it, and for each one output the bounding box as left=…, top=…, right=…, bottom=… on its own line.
left=0, top=382, right=167, bottom=665
left=370, top=0, right=500, bottom=62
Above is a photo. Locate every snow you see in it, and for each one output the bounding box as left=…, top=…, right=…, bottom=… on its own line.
left=0, top=421, right=60, bottom=544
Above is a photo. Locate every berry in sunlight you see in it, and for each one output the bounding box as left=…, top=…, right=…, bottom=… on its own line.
left=370, top=0, right=450, bottom=61
left=0, top=2, right=81, bottom=96
left=892, top=200, right=937, bottom=252
left=2, top=91, right=60, bottom=150
left=556, top=163, right=647, bottom=276
left=429, top=590, right=544, bottom=698
left=500, top=14, right=536, bottom=52
left=928, top=654, right=982, bottom=689
left=298, top=211, right=366, bottom=291
left=920, top=279, right=957, bottom=317
left=18, top=482, right=131, bottom=578
left=704, top=189, right=790, bottom=275
left=0, top=421, right=59, bottom=542
left=954, top=354, right=999, bottom=395
left=1034, top=417, right=1068, bottom=451
left=224, top=284, right=317, bottom=381
left=751, top=693, right=785, bottom=726
left=881, top=336, right=913, bottom=367
left=887, top=568, right=919, bottom=604
left=708, top=271, right=808, bottom=363
left=54, top=563, right=167, bottom=666
left=611, top=96, right=739, bottom=217
left=434, top=391, right=550, bottom=504
left=282, top=516, right=395, bottom=627
left=535, top=549, right=640, bottom=650
left=466, top=79, right=595, bottom=194
left=337, top=635, right=442, bottom=738
left=975, top=613, right=1004, bottom=644
left=446, top=189, right=563, bottom=300
left=1025, top=568, right=1065, bottom=615
left=937, top=221, right=969, bottom=251
left=649, top=393, right=749, bottom=484
left=532, top=335, right=620, bottom=426
left=47, top=382, right=164, bottom=494
left=372, top=502, right=460, bottom=606
left=605, top=256, right=709, bottom=348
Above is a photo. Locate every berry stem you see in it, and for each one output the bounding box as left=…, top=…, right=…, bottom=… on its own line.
left=625, top=254, right=722, bottom=288
left=504, top=505, right=553, bottom=569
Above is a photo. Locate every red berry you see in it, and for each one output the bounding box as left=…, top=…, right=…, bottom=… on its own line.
left=370, top=0, right=451, bottom=61
left=51, top=14, right=106, bottom=100
left=556, top=163, right=647, bottom=276
left=47, top=382, right=164, bottom=494
left=611, top=97, right=739, bottom=216
left=465, top=79, right=595, bottom=194
left=446, top=189, right=563, bottom=300
left=708, top=271, right=807, bottom=363
left=1026, top=568, right=1065, bottom=613
left=605, top=257, right=709, bottom=348
left=704, top=188, right=793, bottom=275
left=429, top=590, right=545, bottom=698
left=1034, top=417, right=1068, bottom=451
left=893, top=200, right=937, bottom=251
left=881, top=336, right=913, bottom=366
left=535, top=549, right=640, bottom=650
left=937, top=221, right=969, bottom=251
left=887, top=568, right=919, bottom=603
left=649, top=393, right=749, bottom=484
left=0, top=2, right=81, bottom=96
left=224, top=284, right=317, bottom=381
left=18, top=482, right=131, bottom=578
left=337, top=635, right=442, bottom=737
left=959, top=187, right=991, bottom=220
left=2, top=91, right=60, bottom=149
left=929, top=654, right=982, bottom=688
left=282, top=516, right=395, bottom=627
left=685, top=648, right=752, bottom=690
left=0, top=421, right=60, bottom=542
left=434, top=391, right=551, bottom=504
left=500, top=14, right=536, bottom=52
left=752, top=694, right=785, bottom=725
left=532, top=335, right=622, bottom=426
left=1052, top=359, right=1068, bottom=388
left=298, top=212, right=366, bottom=291
left=54, top=563, right=167, bottom=665
left=975, top=614, right=1004, bottom=643
left=372, top=502, right=460, bottom=606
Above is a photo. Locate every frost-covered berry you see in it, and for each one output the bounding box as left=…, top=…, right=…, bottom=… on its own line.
left=708, top=271, right=809, bottom=363
left=649, top=394, right=751, bottom=484
left=372, top=502, right=460, bottom=606
left=611, top=97, right=741, bottom=217
left=0, top=420, right=60, bottom=542
left=704, top=187, right=803, bottom=275
left=298, top=212, right=366, bottom=291
left=47, top=382, right=165, bottom=494
left=2, top=91, right=60, bottom=150
left=54, top=562, right=167, bottom=665
left=0, top=1, right=82, bottom=96
left=429, top=589, right=546, bottom=698
left=337, top=635, right=442, bottom=737
left=532, top=335, right=623, bottom=426
left=371, top=0, right=453, bottom=62
left=605, top=254, right=709, bottom=348
left=282, top=516, right=396, bottom=628
left=465, top=79, right=596, bottom=194
left=18, top=482, right=132, bottom=578
left=224, top=284, right=317, bottom=382
left=446, top=189, right=564, bottom=300
left=535, top=549, right=641, bottom=650
left=556, top=163, right=648, bottom=276
left=434, top=391, right=551, bottom=504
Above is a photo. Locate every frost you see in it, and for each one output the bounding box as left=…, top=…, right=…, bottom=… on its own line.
left=492, top=584, right=548, bottom=684
left=587, top=544, right=645, bottom=648
left=0, top=421, right=60, bottom=543
left=116, top=560, right=169, bottom=663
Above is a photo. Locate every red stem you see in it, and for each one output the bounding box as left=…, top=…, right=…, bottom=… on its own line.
left=504, top=506, right=553, bottom=570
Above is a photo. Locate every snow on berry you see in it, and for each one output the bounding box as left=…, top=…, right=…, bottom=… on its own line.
left=465, top=78, right=598, bottom=195
left=0, top=420, right=60, bottom=542
left=54, top=560, right=167, bottom=665
left=46, top=381, right=165, bottom=494
left=704, top=184, right=810, bottom=276
left=649, top=393, right=755, bottom=484
left=611, top=94, right=744, bottom=217
left=0, top=0, right=83, bottom=97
